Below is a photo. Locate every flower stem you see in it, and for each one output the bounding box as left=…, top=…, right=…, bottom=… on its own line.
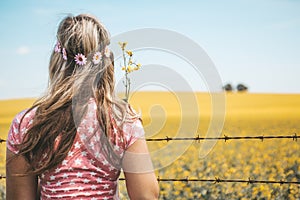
left=122, top=49, right=129, bottom=101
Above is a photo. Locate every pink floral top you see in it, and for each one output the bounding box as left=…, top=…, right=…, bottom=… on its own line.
left=7, top=99, right=145, bottom=200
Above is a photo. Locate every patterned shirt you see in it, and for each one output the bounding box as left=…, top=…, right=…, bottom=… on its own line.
left=7, top=99, right=145, bottom=200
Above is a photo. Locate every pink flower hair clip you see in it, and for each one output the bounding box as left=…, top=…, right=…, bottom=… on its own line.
left=62, top=48, right=67, bottom=61
left=54, top=42, right=67, bottom=60
left=74, top=53, right=87, bottom=66
left=54, top=42, right=61, bottom=53
left=54, top=41, right=111, bottom=66
left=104, top=46, right=110, bottom=58
left=92, top=52, right=102, bottom=64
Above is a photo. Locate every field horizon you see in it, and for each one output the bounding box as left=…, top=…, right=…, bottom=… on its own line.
left=1, top=91, right=300, bottom=138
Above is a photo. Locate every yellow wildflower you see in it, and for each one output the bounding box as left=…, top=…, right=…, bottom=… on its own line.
left=126, top=50, right=133, bottom=57
left=118, top=42, right=127, bottom=50
left=127, top=65, right=133, bottom=73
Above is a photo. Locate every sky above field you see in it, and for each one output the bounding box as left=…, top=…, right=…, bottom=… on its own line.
left=0, top=0, right=300, bottom=99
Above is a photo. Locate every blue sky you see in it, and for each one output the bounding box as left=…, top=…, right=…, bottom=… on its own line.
left=0, top=0, right=300, bottom=99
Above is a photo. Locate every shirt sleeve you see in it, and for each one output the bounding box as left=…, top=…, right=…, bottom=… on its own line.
left=6, top=110, right=29, bottom=154
left=123, top=119, right=145, bottom=150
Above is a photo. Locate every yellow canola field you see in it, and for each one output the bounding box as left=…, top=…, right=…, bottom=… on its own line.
left=0, top=93, right=299, bottom=199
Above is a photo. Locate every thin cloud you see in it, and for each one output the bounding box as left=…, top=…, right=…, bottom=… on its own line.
left=16, top=46, right=30, bottom=55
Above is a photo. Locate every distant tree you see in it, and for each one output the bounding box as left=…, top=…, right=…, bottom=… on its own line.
left=223, top=83, right=233, bottom=92
left=237, top=83, right=248, bottom=92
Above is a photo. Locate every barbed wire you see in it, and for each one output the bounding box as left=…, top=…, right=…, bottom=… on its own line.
left=0, top=133, right=298, bottom=144
left=119, top=176, right=300, bottom=185
left=146, top=133, right=299, bottom=142
left=1, top=174, right=298, bottom=185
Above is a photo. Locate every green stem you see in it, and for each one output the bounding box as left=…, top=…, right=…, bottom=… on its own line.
left=122, top=49, right=129, bottom=101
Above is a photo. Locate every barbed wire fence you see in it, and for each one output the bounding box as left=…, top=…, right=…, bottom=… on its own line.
left=0, top=133, right=298, bottom=144
left=0, top=133, right=299, bottom=186
left=145, top=133, right=299, bottom=142
left=0, top=175, right=300, bottom=185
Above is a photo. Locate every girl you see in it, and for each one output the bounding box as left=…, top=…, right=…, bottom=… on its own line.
left=6, top=14, right=159, bottom=200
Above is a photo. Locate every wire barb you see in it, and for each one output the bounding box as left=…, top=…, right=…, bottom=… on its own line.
left=293, top=133, right=298, bottom=141
left=214, top=177, right=221, bottom=184
left=260, top=135, right=264, bottom=142
left=196, top=135, right=200, bottom=143
left=165, top=136, right=171, bottom=142
left=279, top=179, right=284, bottom=185
left=247, top=177, right=253, bottom=185
left=0, top=174, right=6, bottom=179
left=223, top=135, right=229, bottom=142
left=185, top=176, right=189, bottom=183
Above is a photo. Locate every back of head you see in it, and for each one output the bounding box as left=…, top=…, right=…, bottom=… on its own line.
left=49, top=14, right=114, bottom=96
left=58, top=14, right=109, bottom=56
left=17, top=14, right=131, bottom=174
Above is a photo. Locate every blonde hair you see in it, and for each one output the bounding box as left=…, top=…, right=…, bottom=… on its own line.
left=17, top=14, right=137, bottom=174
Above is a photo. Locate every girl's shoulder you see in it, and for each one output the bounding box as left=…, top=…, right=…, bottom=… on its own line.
left=12, top=107, right=37, bottom=129
left=7, top=108, right=37, bottom=154
left=117, top=117, right=145, bottom=151
left=14, top=108, right=36, bottom=122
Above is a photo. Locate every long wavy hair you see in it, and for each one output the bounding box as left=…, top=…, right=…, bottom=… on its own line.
left=16, top=14, right=137, bottom=175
